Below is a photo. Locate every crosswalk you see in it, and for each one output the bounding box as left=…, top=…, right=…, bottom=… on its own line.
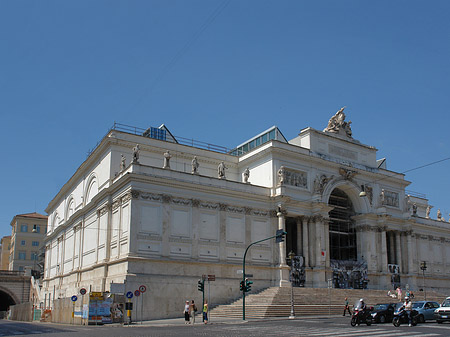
left=220, top=324, right=449, bottom=337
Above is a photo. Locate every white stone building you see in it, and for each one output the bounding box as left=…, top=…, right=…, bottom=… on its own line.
left=43, top=110, right=450, bottom=319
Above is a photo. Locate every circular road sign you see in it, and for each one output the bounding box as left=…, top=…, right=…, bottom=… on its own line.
left=126, top=291, right=133, bottom=299
left=71, top=295, right=78, bottom=302
left=139, top=285, right=147, bottom=293
left=134, top=290, right=141, bottom=297
left=80, top=288, right=87, bottom=296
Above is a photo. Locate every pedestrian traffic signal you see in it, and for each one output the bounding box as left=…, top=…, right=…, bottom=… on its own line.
left=197, top=279, right=204, bottom=292
left=240, top=280, right=245, bottom=292
left=276, top=229, right=287, bottom=243
left=245, top=278, right=253, bottom=292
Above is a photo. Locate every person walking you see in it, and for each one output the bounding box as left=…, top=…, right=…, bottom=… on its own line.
left=203, top=300, right=208, bottom=324
left=343, top=297, right=351, bottom=316
left=190, top=300, right=197, bottom=325
left=184, top=300, right=190, bottom=324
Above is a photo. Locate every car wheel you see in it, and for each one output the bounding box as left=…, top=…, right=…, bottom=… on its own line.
left=437, top=320, right=443, bottom=324
left=379, top=315, right=386, bottom=323
left=418, top=314, right=425, bottom=323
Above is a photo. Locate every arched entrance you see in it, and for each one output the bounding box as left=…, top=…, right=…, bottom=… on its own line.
left=328, top=188, right=368, bottom=289
left=0, top=288, right=16, bottom=314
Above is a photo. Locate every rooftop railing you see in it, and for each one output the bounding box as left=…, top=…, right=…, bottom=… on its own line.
left=87, top=122, right=233, bottom=157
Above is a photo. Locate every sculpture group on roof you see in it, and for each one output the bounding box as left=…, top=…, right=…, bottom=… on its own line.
left=323, top=107, right=353, bottom=138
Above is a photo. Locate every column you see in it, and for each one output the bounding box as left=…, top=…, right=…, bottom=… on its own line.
left=380, top=227, right=388, bottom=273
left=395, top=231, right=402, bottom=273
left=277, top=209, right=286, bottom=266
left=406, top=231, right=414, bottom=275
left=389, top=232, right=395, bottom=264
left=277, top=207, right=289, bottom=287
left=302, top=217, right=310, bottom=268
left=296, top=217, right=303, bottom=257
left=315, top=216, right=324, bottom=268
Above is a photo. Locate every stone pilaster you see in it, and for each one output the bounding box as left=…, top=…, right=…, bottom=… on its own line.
left=302, top=216, right=310, bottom=268
left=277, top=206, right=289, bottom=287
left=395, top=231, right=402, bottom=272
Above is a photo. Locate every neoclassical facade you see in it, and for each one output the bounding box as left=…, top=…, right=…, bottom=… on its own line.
left=43, top=111, right=450, bottom=319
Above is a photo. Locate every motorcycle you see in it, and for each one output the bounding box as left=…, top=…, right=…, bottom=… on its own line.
left=392, top=307, right=418, bottom=327
left=351, top=307, right=373, bottom=326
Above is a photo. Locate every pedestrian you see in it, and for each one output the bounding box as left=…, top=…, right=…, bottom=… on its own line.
left=343, top=297, right=351, bottom=316
left=190, top=299, right=197, bottom=325
left=203, top=300, right=208, bottom=324
left=184, top=300, right=190, bottom=324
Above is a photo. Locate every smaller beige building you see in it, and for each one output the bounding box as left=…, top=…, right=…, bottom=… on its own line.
left=9, top=213, right=48, bottom=275
left=0, top=236, right=11, bottom=270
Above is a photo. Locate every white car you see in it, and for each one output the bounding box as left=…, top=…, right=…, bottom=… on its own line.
left=434, top=297, right=450, bottom=324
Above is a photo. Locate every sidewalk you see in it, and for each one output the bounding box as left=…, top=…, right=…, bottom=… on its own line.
left=127, top=314, right=342, bottom=327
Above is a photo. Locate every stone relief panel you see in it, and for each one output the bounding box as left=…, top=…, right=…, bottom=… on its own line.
left=169, top=243, right=191, bottom=257
left=380, top=189, right=399, bottom=208
left=137, top=241, right=162, bottom=255
left=278, top=166, right=308, bottom=188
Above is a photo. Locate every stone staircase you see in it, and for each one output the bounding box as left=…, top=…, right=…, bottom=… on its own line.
left=210, top=287, right=448, bottom=319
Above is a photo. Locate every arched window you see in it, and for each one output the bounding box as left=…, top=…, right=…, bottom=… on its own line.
left=66, top=197, right=75, bottom=220
left=85, top=175, right=98, bottom=204
left=328, top=188, right=357, bottom=261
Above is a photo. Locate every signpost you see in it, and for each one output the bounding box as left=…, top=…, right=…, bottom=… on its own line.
left=139, top=285, right=146, bottom=324
left=71, top=296, right=77, bottom=324
left=79, top=288, right=87, bottom=325
left=207, top=275, right=215, bottom=322
left=126, top=291, right=133, bottom=325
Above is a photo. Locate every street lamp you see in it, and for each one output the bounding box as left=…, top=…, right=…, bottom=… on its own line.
left=420, top=261, right=427, bottom=300
left=288, top=251, right=296, bottom=319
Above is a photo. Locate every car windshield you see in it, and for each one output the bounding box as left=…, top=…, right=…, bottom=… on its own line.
left=442, top=299, right=450, bottom=307
left=412, top=302, right=423, bottom=309
left=374, top=304, right=388, bottom=310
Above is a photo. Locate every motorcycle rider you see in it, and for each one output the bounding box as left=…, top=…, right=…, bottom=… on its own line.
left=404, top=296, right=412, bottom=327
left=355, top=299, right=366, bottom=325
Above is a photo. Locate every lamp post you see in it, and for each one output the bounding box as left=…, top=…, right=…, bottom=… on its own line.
left=420, top=261, right=427, bottom=300
left=288, top=251, right=295, bottom=319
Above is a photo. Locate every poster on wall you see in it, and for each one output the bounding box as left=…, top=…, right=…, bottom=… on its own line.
left=88, top=292, right=113, bottom=324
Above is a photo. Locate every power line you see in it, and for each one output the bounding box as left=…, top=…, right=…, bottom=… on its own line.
left=128, top=0, right=231, bottom=114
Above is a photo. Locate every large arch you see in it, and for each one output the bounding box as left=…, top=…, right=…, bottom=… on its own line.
left=0, top=286, right=19, bottom=311
left=322, top=178, right=370, bottom=214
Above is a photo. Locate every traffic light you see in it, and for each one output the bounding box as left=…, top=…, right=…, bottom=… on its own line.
left=240, top=280, right=245, bottom=292
left=245, top=278, right=253, bottom=292
left=197, top=279, right=204, bottom=292
left=276, top=229, right=287, bottom=243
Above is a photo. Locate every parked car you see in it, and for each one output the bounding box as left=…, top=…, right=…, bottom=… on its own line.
left=434, top=297, right=450, bottom=324
left=412, top=301, right=440, bottom=322
left=370, top=303, right=396, bottom=323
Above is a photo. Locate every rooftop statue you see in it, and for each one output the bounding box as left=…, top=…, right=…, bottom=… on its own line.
left=323, top=107, right=353, bottom=138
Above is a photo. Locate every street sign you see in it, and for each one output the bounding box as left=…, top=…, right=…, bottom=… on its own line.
left=245, top=274, right=253, bottom=278
left=134, top=290, right=141, bottom=297
left=237, top=270, right=243, bottom=274
left=71, top=295, right=78, bottom=302
left=79, top=288, right=87, bottom=295
left=126, top=291, right=133, bottom=299
left=139, top=285, right=147, bottom=293
left=207, top=274, right=215, bottom=281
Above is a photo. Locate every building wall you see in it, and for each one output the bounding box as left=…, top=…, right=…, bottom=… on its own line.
left=43, top=126, right=450, bottom=319
left=0, top=236, right=11, bottom=270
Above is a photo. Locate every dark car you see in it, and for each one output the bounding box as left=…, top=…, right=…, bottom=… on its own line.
left=412, top=301, right=440, bottom=322
left=370, top=303, right=396, bottom=323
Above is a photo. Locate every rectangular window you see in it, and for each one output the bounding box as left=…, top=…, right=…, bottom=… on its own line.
left=18, top=266, right=24, bottom=271
left=32, top=241, right=39, bottom=247
left=31, top=252, right=38, bottom=260
left=33, top=224, right=40, bottom=233
left=20, top=224, right=28, bottom=232
left=18, top=252, right=26, bottom=260
left=21, top=240, right=26, bottom=246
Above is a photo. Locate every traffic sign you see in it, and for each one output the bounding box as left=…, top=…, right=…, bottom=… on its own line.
left=71, top=295, right=78, bottom=302
left=134, top=290, right=141, bottom=297
left=208, top=274, right=216, bottom=281
left=126, top=291, right=133, bottom=299
left=79, top=288, right=87, bottom=295
left=139, top=285, right=147, bottom=293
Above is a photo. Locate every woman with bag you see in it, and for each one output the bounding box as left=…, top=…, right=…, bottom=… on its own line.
left=190, top=300, right=197, bottom=325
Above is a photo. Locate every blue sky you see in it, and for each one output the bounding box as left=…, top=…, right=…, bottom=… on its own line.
left=1, top=0, right=449, bottom=238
